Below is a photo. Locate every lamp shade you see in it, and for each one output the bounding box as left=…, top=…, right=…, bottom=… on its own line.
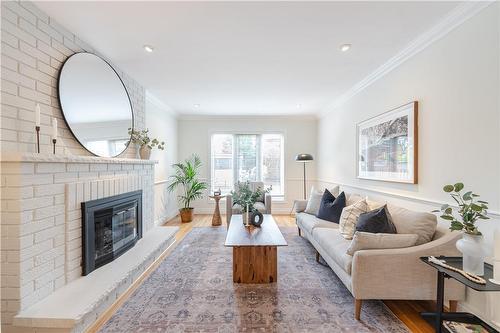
left=295, top=153, right=314, bottom=162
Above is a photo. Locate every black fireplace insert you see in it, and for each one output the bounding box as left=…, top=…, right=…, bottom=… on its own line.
left=81, top=190, right=142, bottom=275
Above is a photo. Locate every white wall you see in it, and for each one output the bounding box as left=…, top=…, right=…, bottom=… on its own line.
left=177, top=116, right=317, bottom=214
left=317, top=3, right=500, bottom=327
left=145, top=93, right=179, bottom=225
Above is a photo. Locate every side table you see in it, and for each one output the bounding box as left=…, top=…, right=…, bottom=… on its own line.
left=420, top=256, right=500, bottom=333
left=209, top=195, right=225, bottom=227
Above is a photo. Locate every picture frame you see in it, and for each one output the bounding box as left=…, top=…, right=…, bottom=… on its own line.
left=357, top=101, right=418, bottom=184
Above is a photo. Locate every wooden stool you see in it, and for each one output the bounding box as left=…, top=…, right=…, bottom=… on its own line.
left=209, top=195, right=225, bottom=226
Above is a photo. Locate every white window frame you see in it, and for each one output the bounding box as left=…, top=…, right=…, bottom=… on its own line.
left=209, top=131, right=285, bottom=199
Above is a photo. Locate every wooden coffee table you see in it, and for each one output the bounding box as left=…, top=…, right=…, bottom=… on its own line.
left=225, top=214, right=287, bottom=284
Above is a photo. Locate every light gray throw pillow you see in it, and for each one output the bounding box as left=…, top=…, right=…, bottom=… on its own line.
left=346, top=231, right=419, bottom=255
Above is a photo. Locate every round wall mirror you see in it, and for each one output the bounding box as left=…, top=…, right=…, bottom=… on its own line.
left=58, top=52, right=133, bottom=157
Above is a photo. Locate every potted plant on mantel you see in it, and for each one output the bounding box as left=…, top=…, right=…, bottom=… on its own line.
left=128, top=128, right=165, bottom=160
left=167, top=154, right=207, bottom=223
left=434, top=182, right=489, bottom=275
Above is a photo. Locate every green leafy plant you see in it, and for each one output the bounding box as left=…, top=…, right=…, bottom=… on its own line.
left=433, top=182, right=489, bottom=235
left=128, top=128, right=165, bottom=150
left=167, top=154, right=207, bottom=209
left=231, top=181, right=271, bottom=212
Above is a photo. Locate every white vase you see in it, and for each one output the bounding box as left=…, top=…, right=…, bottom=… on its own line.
left=456, top=233, right=485, bottom=276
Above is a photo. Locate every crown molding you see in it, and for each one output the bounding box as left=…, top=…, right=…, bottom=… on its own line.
left=145, top=91, right=178, bottom=118
left=177, top=114, right=318, bottom=121
left=319, top=1, right=494, bottom=118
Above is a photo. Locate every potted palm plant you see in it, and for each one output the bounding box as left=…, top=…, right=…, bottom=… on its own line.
left=167, top=154, right=207, bottom=223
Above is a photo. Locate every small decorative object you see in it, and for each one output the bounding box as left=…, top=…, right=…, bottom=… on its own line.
left=214, top=189, right=221, bottom=196
left=357, top=101, right=418, bottom=183
left=443, top=321, right=489, bottom=333
left=491, top=230, right=500, bottom=285
left=295, top=153, right=314, bottom=199
left=427, top=256, right=486, bottom=285
left=250, top=210, right=264, bottom=227
left=52, top=118, right=57, bottom=154
left=35, top=103, right=41, bottom=153
left=434, top=183, right=489, bottom=275
left=167, top=154, right=207, bottom=223
left=128, top=128, right=165, bottom=160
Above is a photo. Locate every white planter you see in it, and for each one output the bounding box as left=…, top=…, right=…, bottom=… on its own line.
left=456, top=233, right=486, bottom=276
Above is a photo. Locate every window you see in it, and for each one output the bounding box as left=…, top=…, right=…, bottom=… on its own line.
left=211, top=133, right=284, bottom=197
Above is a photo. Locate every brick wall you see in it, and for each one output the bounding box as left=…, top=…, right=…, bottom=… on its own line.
left=0, top=1, right=145, bottom=157
left=0, top=155, right=155, bottom=329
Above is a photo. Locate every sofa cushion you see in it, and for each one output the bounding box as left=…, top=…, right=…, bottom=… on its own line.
left=346, top=193, right=363, bottom=206
left=346, top=231, right=419, bottom=255
left=339, top=199, right=368, bottom=240
left=356, top=206, right=396, bottom=234
left=296, top=213, right=338, bottom=234
left=305, top=189, right=324, bottom=215
left=387, top=204, right=437, bottom=245
left=313, top=227, right=353, bottom=274
left=316, top=190, right=346, bottom=223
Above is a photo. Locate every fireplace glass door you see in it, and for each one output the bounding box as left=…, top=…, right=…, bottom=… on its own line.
left=93, top=201, right=138, bottom=268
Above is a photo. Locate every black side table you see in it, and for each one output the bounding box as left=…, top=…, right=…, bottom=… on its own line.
left=420, top=256, right=500, bottom=333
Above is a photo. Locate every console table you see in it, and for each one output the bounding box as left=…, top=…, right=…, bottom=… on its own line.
left=420, top=256, right=500, bottom=333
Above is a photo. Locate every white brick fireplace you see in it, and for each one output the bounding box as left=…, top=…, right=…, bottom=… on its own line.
left=1, top=153, right=177, bottom=333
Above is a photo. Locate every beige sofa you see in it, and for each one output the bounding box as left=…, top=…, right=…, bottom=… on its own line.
left=295, top=195, right=465, bottom=320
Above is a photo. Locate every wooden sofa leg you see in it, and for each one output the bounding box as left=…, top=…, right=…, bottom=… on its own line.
left=355, top=299, right=362, bottom=320
left=449, top=300, right=458, bottom=312
left=298, top=227, right=301, bottom=237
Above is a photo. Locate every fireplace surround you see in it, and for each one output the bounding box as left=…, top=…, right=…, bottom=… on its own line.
left=82, top=190, right=143, bottom=275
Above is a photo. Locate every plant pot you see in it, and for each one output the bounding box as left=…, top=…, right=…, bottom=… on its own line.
left=456, top=233, right=486, bottom=275
left=179, top=208, right=194, bottom=223
left=139, top=146, right=151, bottom=160
left=135, top=144, right=141, bottom=159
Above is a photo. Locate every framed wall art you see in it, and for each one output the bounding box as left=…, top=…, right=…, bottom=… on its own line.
left=357, top=101, right=418, bottom=184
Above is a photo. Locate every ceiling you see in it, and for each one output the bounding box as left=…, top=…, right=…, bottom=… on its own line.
left=35, top=1, right=460, bottom=116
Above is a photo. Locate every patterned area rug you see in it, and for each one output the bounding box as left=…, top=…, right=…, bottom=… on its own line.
left=99, top=227, right=409, bottom=332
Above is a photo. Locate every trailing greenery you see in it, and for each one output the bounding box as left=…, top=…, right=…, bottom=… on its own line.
left=128, top=128, right=165, bottom=150
left=231, top=181, right=271, bottom=212
left=434, top=182, right=489, bottom=235
left=167, top=154, right=207, bottom=209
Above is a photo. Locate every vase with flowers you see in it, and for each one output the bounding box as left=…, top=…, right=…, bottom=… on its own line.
left=434, top=182, right=489, bottom=275
left=128, top=128, right=165, bottom=159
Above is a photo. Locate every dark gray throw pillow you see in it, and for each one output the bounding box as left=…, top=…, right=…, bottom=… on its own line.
left=355, top=205, right=397, bottom=234
left=316, top=190, right=346, bottom=223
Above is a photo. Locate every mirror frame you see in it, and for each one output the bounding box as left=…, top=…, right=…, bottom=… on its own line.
left=57, top=52, right=135, bottom=157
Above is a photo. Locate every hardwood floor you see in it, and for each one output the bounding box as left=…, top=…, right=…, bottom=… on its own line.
left=89, top=214, right=436, bottom=333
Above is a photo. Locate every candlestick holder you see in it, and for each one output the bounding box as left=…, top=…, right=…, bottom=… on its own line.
left=52, top=139, right=57, bottom=154
left=35, top=126, right=40, bottom=153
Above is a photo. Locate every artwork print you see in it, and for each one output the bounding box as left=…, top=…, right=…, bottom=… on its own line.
left=357, top=101, right=418, bottom=183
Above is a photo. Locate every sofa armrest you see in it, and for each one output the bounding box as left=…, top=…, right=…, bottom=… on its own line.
left=351, top=231, right=465, bottom=301
left=226, top=194, right=233, bottom=226
left=264, top=193, right=272, bottom=214
left=294, top=200, right=308, bottom=213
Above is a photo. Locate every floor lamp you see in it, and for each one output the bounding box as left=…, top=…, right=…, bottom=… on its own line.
left=295, top=154, right=314, bottom=199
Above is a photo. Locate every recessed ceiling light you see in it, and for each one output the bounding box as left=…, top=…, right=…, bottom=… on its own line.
left=143, top=45, right=154, bottom=53
left=340, top=44, right=351, bottom=52
left=296, top=104, right=302, bottom=108
left=194, top=104, right=200, bottom=108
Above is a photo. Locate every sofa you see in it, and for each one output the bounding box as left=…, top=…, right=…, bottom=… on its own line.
left=295, top=189, right=465, bottom=320
left=226, top=181, right=272, bottom=226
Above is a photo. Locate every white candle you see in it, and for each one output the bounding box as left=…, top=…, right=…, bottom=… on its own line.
left=494, top=230, right=500, bottom=259
left=246, top=204, right=249, bottom=226
left=35, top=104, right=41, bottom=127
left=52, top=118, right=58, bottom=140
